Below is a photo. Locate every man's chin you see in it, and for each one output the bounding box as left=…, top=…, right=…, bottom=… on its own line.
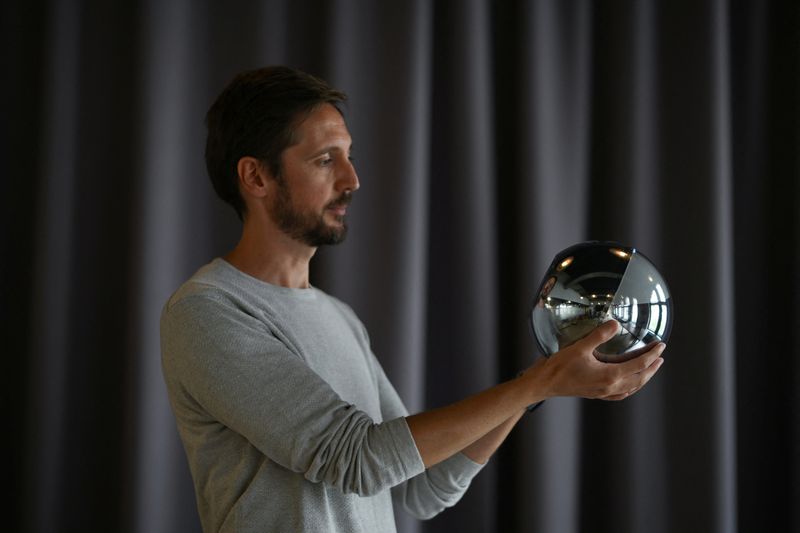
left=300, top=223, right=348, bottom=247
left=325, top=225, right=348, bottom=245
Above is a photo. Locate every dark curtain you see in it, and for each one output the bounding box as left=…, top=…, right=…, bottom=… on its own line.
left=4, top=1, right=798, bottom=532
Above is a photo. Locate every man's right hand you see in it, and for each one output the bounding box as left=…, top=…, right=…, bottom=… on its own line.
left=521, top=320, right=666, bottom=402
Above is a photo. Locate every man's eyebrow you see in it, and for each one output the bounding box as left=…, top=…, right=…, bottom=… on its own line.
left=307, top=145, right=353, bottom=158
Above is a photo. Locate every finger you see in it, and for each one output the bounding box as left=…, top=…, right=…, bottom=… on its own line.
left=578, top=320, right=621, bottom=350
left=603, top=383, right=643, bottom=401
left=616, top=343, right=666, bottom=376
left=615, top=357, right=664, bottom=392
left=600, top=355, right=664, bottom=400
left=603, top=391, right=631, bottom=401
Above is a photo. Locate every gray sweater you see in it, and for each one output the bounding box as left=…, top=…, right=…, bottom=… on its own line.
left=160, top=258, right=483, bottom=532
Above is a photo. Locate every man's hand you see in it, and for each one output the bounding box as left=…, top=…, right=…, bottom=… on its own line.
left=522, top=320, right=665, bottom=401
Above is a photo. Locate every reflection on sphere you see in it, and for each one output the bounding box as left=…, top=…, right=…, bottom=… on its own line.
left=531, top=241, right=673, bottom=363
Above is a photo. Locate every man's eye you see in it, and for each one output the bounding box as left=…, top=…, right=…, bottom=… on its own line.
left=319, top=158, right=333, bottom=166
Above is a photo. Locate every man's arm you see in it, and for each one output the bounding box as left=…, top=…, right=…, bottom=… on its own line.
left=406, top=320, right=665, bottom=468
left=461, top=410, right=526, bottom=464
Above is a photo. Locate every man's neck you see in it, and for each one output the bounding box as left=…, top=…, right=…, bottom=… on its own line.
left=224, top=216, right=316, bottom=289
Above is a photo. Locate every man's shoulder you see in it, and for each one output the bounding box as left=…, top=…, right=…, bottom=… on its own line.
left=165, top=258, right=234, bottom=309
left=160, top=260, right=268, bottom=342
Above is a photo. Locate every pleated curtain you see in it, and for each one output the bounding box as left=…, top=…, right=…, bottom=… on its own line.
left=4, top=1, right=798, bottom=532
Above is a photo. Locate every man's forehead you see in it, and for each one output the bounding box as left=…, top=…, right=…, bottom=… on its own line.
left=292, top=104, right=352, bottom=147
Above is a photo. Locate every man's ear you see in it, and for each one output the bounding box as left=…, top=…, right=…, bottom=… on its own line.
left=236, top=156, right=271, bottom=201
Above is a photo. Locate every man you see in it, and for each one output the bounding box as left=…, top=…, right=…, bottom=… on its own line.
left=160, top=66, right=665, bottom=532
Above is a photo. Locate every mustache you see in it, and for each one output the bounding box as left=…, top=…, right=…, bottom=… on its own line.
left=326, top=191, right=354, bottom=209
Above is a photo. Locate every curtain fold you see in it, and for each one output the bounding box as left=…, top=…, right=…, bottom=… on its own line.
left=25, top=0, right=81, bottom=530
left=5, top=1, right=798, bottom=532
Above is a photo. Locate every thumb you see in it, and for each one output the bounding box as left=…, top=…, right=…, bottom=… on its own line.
left=578, top=320, right=620, bottom=350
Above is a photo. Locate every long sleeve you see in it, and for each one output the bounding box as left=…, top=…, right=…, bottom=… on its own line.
left=364, top=346, right=485, bottom=520
left=161, top=292, right=426, bottom=498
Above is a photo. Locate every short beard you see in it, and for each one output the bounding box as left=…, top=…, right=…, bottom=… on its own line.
left=271, top=178, right=352, bottom=247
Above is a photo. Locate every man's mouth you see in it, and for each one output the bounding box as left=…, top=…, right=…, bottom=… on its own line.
left=326, top=193, right=353, bottom=216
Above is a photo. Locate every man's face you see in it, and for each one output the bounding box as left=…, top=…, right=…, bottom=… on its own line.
left=270, top=103, right=359, bottom=247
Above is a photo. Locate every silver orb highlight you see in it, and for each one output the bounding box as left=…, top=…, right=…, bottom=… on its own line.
left=531, top=241, right=673, bottom=363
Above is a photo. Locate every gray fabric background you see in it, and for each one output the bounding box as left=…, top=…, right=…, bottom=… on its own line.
left=4, top=1, right=798, bottom=532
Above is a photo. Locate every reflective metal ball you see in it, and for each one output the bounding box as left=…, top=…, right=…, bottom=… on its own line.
left=530, top=241, right=673, bottom=363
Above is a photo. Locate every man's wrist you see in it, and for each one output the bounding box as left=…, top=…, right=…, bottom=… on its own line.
left=516, top=369, right=547, bottom=412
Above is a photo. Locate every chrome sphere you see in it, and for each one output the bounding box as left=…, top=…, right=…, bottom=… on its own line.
left=531, top=241, right=673, bottom=363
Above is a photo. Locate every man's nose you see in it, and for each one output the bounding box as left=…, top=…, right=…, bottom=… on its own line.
left=338, top=159, right=359, bottom=192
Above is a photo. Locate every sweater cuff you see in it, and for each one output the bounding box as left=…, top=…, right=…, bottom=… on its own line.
left=437, top=452, right=486, bottom=486
left=385, top=417, right=426, bottom=480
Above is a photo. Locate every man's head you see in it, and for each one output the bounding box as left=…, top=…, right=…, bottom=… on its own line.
left=205, top=66, right=348, bottom=222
